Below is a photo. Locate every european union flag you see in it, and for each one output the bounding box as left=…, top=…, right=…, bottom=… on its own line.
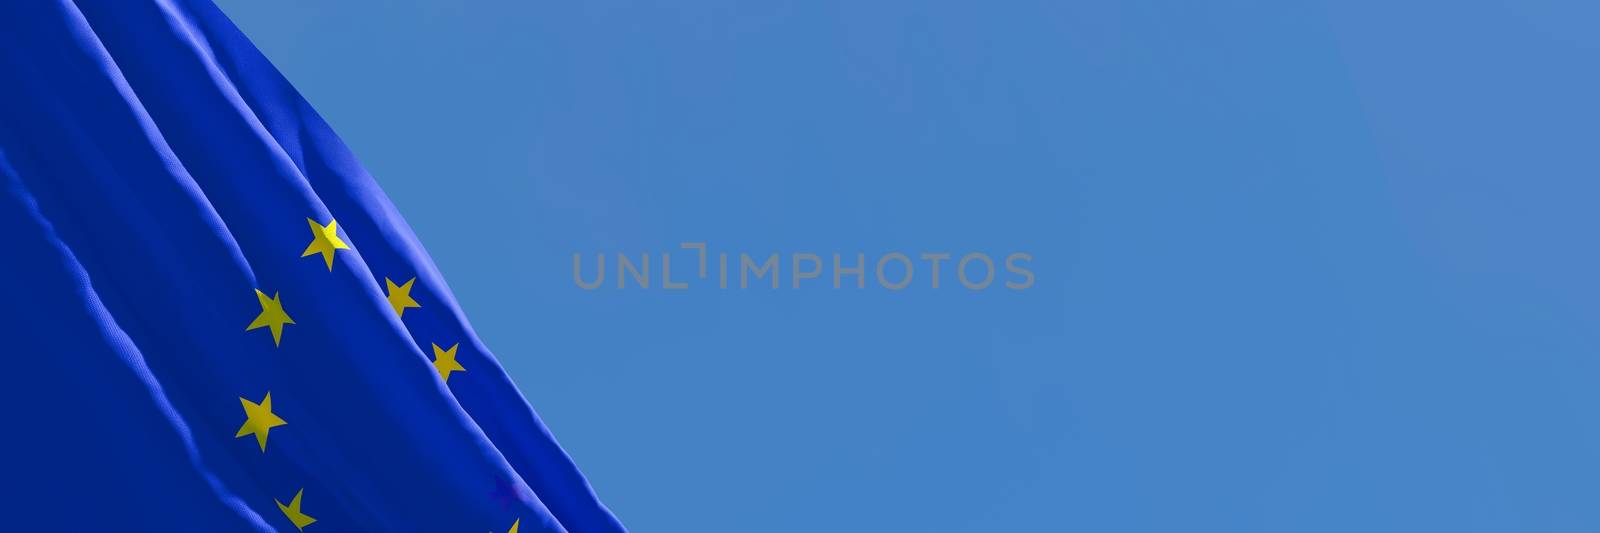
left=0, top=1, right=624, bottom=531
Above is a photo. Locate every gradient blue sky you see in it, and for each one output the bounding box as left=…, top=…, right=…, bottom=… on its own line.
left=213, top=1, right=1599, bottom=531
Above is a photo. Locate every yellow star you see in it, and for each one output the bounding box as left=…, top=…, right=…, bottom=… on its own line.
left=246, top=289, right=294, bottom=347
left=235, top=392, right=287, bottom=452
left=275, top=488, right=317, bottom=531
left=301, top=218, right=350, bottom=271
left=385, top=277, right=422, bottom=318
left=432, top=343, right=466, bottom=383
left=500, top=518, right=520, bottom=533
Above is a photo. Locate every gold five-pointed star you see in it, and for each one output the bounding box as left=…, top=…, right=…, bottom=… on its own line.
left=235, top=392, right=287, bottom=452
left=246, top=289, right=295, bottom=347
left=385, top=277, right=422, bottom=317
left=276, top=488, right=317, bottom=531
left=499, top=518, right=520, bottom=533
left=301, top=218, right=350, bottom=271
left=432, top=343, right=466, bottom=383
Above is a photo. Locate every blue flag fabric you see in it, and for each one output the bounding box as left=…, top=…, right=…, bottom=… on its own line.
left=0, top=1, right=624, bottom=531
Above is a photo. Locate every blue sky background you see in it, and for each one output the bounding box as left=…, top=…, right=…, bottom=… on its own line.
left=213, top=1, right=1599, bottom=531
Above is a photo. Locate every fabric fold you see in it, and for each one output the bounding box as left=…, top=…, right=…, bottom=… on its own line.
left=0, top=1, right=621, bottom=531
